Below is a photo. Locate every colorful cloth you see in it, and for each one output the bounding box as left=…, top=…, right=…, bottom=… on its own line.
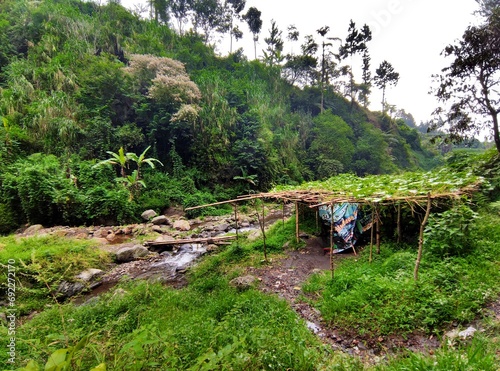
left=319, top=203, right=359, bottom=252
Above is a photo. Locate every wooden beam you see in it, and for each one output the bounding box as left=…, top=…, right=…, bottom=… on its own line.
left=145, top=235, right=236, bottom=246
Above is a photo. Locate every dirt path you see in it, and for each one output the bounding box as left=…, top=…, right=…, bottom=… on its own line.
left=246, top=237, right=443, bottom=364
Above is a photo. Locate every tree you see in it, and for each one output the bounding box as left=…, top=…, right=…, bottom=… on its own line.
left=339, top=20, right=372, bottom=105
left=243, top=6, right=262, bottom=59
left=170, top=0, right=193, bottom=35
left=359, top=49, right=372, bottom=108
left=475, top=0, right=500, bottom=16
left=263, top=20, right=284, bottom=67
left=431, top=8, right=500, bottom=152
left=192, top=0, right=225, bottom=43
left=316, top=26, right=341, bottom=112
left=374, top=60, right=399, bottom=113
left=225, top=0, right=246, bottom=53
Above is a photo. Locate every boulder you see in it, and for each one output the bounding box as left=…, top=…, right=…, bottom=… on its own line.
left=141, top=209, right=157, bottom=221
left=23, top=224, right=44, bottom=236
left=229, top=275, right=257, bottom=290
left=173, top=220, right=191, bottom=231
left=152, top=215, right=169, bottom=225
left=215, top=223, right=230, bottom=232
left=115, top=245, right=150, bottom=263
left=76, top=268, right=104, bottom=282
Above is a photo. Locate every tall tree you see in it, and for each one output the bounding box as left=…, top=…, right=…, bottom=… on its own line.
left=170, top=0, right=193, bottom=35
left=282, top=34, right=318, bottom=86
left=316, top=26, right=341, bottom=112
left=243, top=6, right=262, bottom=59
left=374, top=60, right=399, bottom=113
left=339, top=20, right=372, bottom=105
left=359, top=49, right=372, bottom=108
left=432, top=7, right=500, bottom=152
left=192, top=0, right=225, bottom=43
left=225, top=0, right=246, bottom=53
left=263, top=20, right=284, bottom=67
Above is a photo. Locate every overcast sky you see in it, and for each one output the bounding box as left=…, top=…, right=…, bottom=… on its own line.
left=120, top=0, right=481, bottom=125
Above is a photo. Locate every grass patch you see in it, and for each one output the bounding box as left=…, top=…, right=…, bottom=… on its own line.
left=302, top=209, right=500, bottom=337
left=0, top=235, right=111, bottom=315
left=2, top=280, right=333, bottom=370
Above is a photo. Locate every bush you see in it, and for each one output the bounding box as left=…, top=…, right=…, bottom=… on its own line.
left=424, top=204, right=478, bottom=258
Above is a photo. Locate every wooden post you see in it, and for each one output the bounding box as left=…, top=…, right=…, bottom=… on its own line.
left=414, top=194, right=432, bottom=281
left=397, top=203, right=402, bottom=244
left=262, top=202, right=267, bottom=260
left=369, top=205, right=375, bottom=263
left=282, top=201, right=285, bottom=227
left=330, top=204, right=334, bottom=279
left=316, top=208, right=319, bottom=232
left=295, top=201, right=300, bottom=243
left=233, top=203, right=239, bottom=244
left=376, top=205, right=381, bottom=254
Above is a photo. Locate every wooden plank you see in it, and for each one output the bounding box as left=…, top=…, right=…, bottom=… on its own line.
left=145, top=235, right=236, bottom=246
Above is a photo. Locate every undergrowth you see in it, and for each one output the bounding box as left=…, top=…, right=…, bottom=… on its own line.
left=0, top=235, right=110, bottom=315
left=302, top=209, right=500, bottom=338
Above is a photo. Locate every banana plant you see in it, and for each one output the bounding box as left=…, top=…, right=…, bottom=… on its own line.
left=93, top=146, right=129, bottom=178
left=126, top=145, right=163, bottom=181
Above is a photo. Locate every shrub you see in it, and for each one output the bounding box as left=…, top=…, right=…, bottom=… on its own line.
left=424, top=204, right=478, bottom=258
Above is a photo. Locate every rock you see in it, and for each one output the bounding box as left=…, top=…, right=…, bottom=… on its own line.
left=115, top=245, right=150, bottom=263
left=173, top=220, right=190, bottom=231
left=57, top=281, right=85, bottom=299
left=152, top=225, right=163, bottom=233
left=106, top=232, right=116, bottom=242
left=206, top=244, right=218, bottom=252
left=458, top=326, right=477, bottom=339
left=229, top=275, right=257, bottom=290
left=76, top=268, right=104, bottom=282
left=152, top=215, right=169, bottom=225
left=24, top=224, right=44, bottom=236
left=240, top=221, right=250, bottom=228
left=215, top=223, right=230, bottom=232
left=141, top=209, right=157, bottom=221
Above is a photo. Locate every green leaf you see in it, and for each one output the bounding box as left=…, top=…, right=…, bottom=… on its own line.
left=44, top=348, right=68, bottom=371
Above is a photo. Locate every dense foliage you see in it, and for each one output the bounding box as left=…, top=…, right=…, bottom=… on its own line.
left=0, top=0, right=444, bottom=232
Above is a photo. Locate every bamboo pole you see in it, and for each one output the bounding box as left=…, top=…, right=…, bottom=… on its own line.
left=295, top=201, right=300, bottom=243
left=397, top=203, right=402, bottom=244
left=282, top=201, right=285, bottom=227
left=369, top=204, right=375, bottom=263
left=414, top=193, right=432, bottom=281
left=262, top=201, right=267, bottom=261
left=330, top=204, right=334, bottom=279
left=376, top=205, right=381, bottom=254
left=233, top=203, right=239, bottom=244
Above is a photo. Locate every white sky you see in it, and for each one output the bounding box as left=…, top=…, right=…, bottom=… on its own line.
left=120, top=0, right=481, bottom=125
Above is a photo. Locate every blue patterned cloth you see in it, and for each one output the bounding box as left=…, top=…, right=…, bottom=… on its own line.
left=319, top=203, right=360, bottom=252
